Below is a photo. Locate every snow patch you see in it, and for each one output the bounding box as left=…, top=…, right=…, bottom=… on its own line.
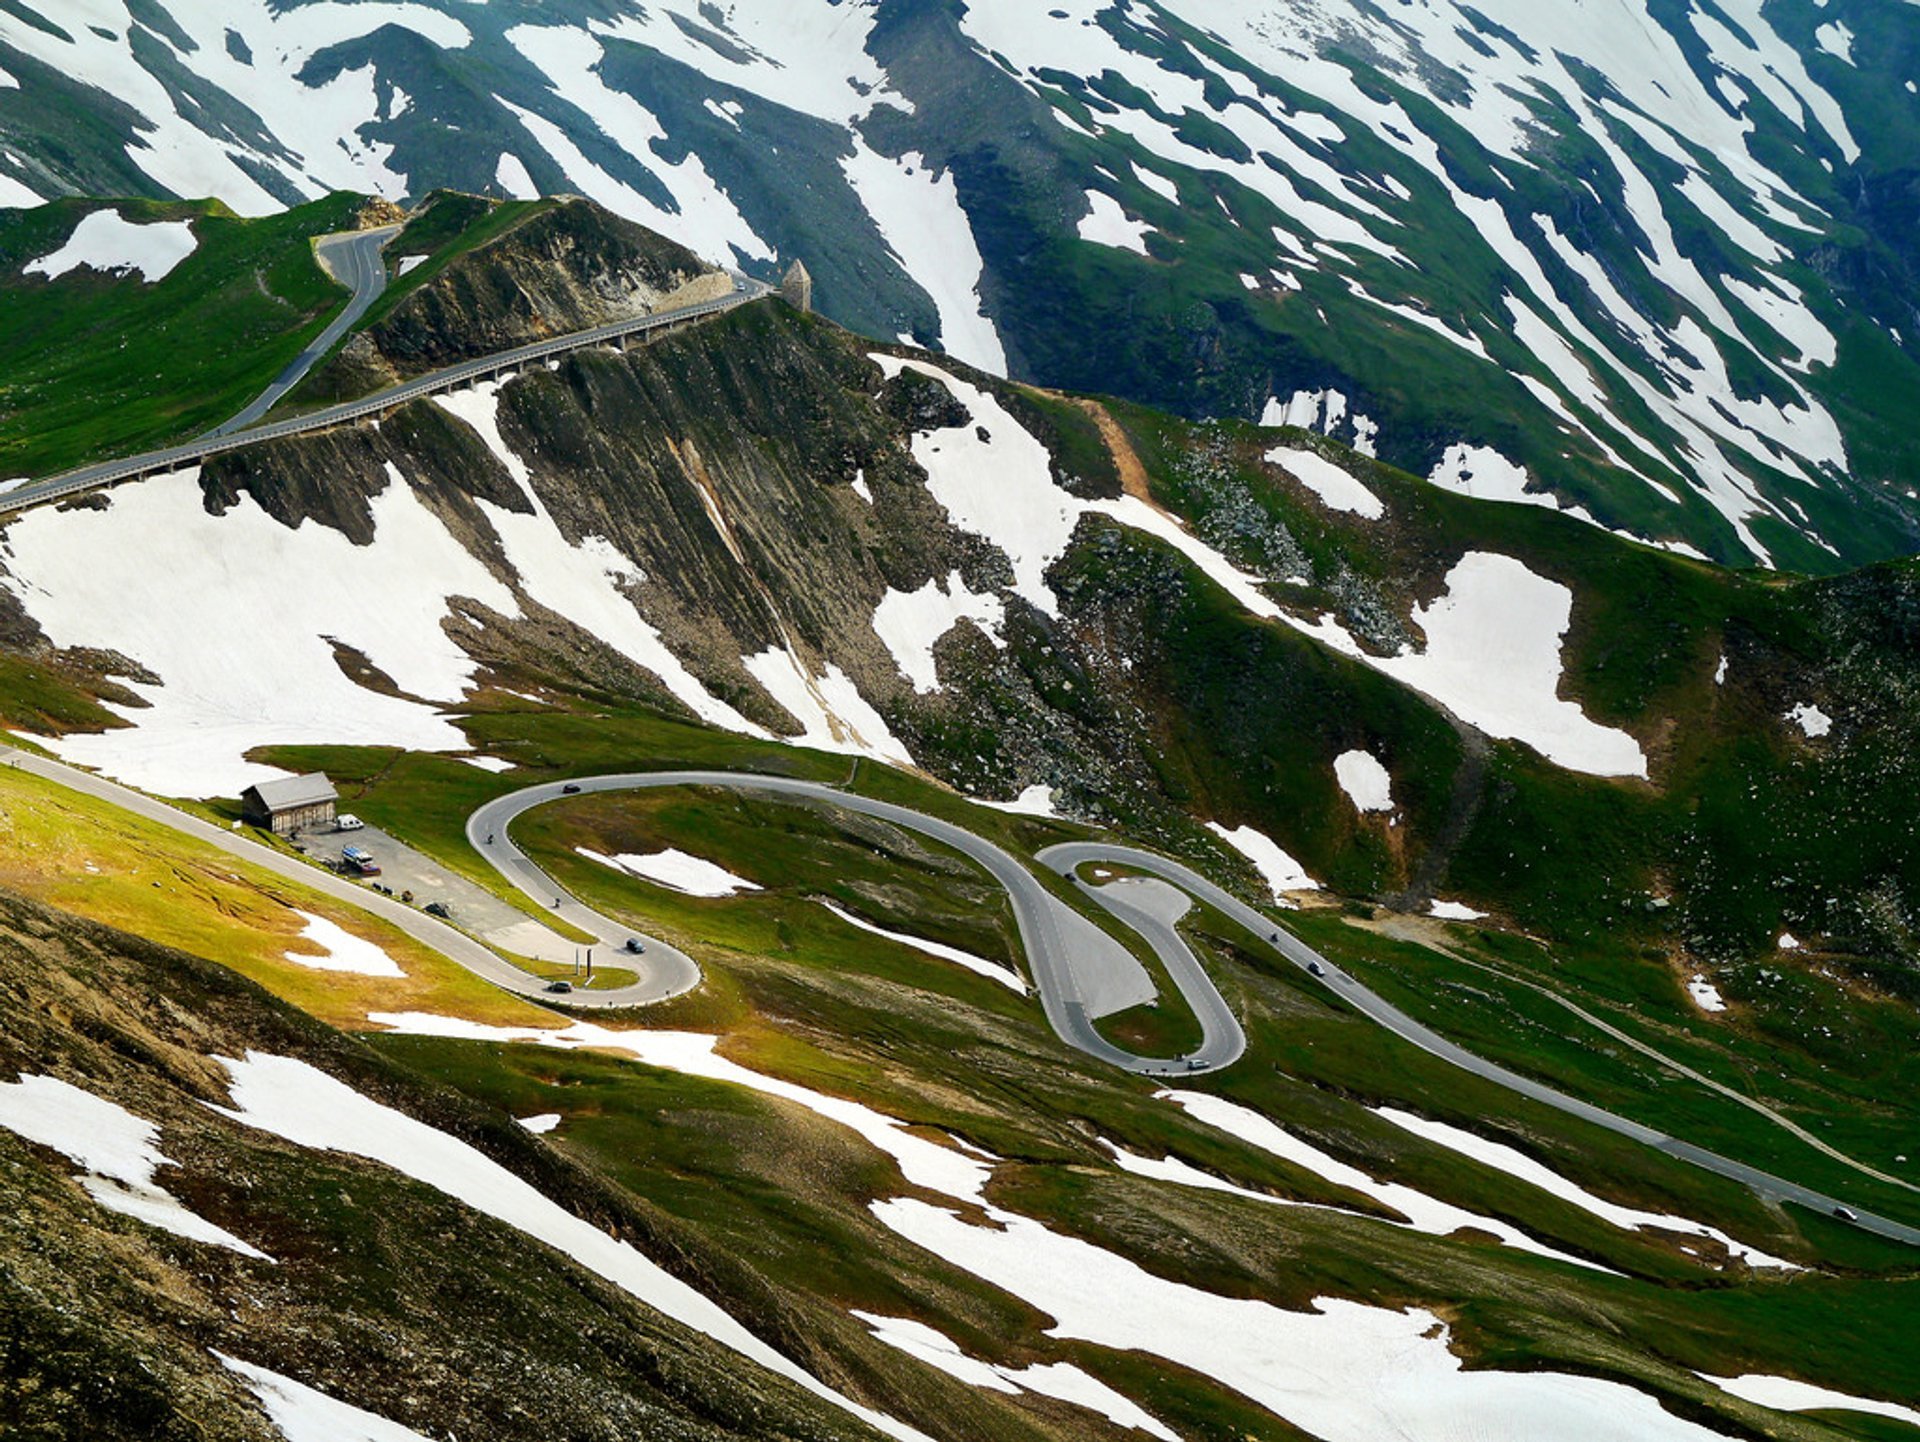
left=1077, top=190, right=1153, bottom=254
left=744, top=646, right=914, bottom=766
left=875, top=1193, right=1723, bottom=1442
left=0, top=465, right=512, bottom=795
left=1319, top=552, right=1648, bottom=779
left=842, top=145, right=1006, bottom=374
left=1267, top=445, right=1383, bottom=519
left=1786, top=703, right=1831, bottom=738
left=494, top=150, right=537, bottom=200
left=872, top=571, right=1004, bottom=692
left=576, top=847, right=760, bottom=898
left=981, top=784, right=1059, bottom=818
left=434, top=383, right=770, bottom=739
left=461, top=755, right=514, bottom=773
left=853, top=1313, right=1176, bottom=1439
left=365, top=1014, right=994, bottom=1203
left=26, top=208, right=197, bottom=283
left=216, top=1354, right=431, bottom=1442
left=213, top=1051, right=930, bottom=1441
left=1685, top=976, right=1725, bottom=1013
left=1427, top=444, right=1550, bottom=509
left=0, top=1073, right=269, bottom=1259
left=1162, top=1089, right=1607, bottom=1270
left=1374, top=1107, right=1797, bottom=1269
left=1207, top=822, right=1317, bottom=897
left=818, top=900, right=1026, bottom=994
left=1333, top=749, right=1393, bottom=813
left=1704, top=1372, right=1920, bottom=1431
left=516, top=1113, right=561, bottom=1134
left=1813, top=22, right=1854, bottom=65
left=1428, top=900, right=1488, bottom=922
left=283, top=911, right=405, bottom=978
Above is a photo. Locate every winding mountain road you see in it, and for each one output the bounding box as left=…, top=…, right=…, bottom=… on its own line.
left=1038, top=841, right=1920, bottom=1247
left=10, top=747, right=1918, bottom=1244
left=0, top=271, right=765, bottom=518
left=467, top=773, right=1245, bottom=1074
left=476, top=777, right=1920, bottom=1245
left=205, top=223, right=401, bottom=437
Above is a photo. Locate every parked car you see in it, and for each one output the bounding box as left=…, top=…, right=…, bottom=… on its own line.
left=337, top=814, right=365, bottom=831
left=561, top=783, right=581, bottom=794
left=545, top=980, right=573, bottom=994
left=623, top=937, right=646, bottom=954
left=424, top=902, right=450, bottom=919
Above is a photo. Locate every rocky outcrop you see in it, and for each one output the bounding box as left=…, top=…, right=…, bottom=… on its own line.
left=368, top=195, right=722, bottom=375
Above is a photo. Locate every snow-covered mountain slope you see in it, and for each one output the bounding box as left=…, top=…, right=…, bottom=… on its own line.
left=7, top=279, right=1920, bottom=989
left=4, top=1, right=1919, bottom=568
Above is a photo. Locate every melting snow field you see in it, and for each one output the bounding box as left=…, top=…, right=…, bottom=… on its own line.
left=1267, top=445, right=1385, bottom=519
left=212, top=1049, right=930, bottom=1442
left=0, top=378, right=939, bottom=795
left=516, top=1112, right=561, bottom=1134
left=1160, top=1089, right=1608, bottom=1272
left=282, top=911, right=406, bottom=978
left=1429, top=899, right=1488, bottom=921
left=1333, top=749, right=1393, bottom=812
left=0, top=466, right=498, bottom=795
left=1365, top=553, right=1646, bottom=778
left=871, top=572, right=1004, bottom=693
left=577, top=846, right=761, bottom=898
left=1373, top=1107, right=1797, bottom=1269
left=1702, top=1371, right=1920, bottom=1432
left=25, top=208, right=198, bottom=283
left=853, top=1313, right=1177, bottom=1440
left=1207, top=822, right=1318, bottom=897
left=873, top=1196, right=1726, bottom=1442
left=216, top=1353, right=431, bottom=1442
left=359, top=1011, right=1770, bottom=1439
left=0, top=1073, right=269, bottom=1259
left=818, top=899, right=1027, bottom=994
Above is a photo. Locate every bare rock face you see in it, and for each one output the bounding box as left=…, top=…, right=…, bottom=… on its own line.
left=365, top=196, right=720, bottom=375
left=353, top=196, right=407, bottom=229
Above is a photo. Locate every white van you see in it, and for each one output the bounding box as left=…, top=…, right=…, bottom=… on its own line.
left=337, top=814, right=365, bottom=831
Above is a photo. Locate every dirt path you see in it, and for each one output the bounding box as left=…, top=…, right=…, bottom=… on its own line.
left=1073, top=397, right=1154, bottom=502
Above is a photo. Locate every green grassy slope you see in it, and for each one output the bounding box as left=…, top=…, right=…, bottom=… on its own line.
left=0, top=193, right=364, bottom=477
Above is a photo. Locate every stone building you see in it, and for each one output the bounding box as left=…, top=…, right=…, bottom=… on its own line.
left=781, top=258, right=812, bottom=313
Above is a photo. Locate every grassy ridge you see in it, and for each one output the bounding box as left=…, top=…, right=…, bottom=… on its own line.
left=0, top=193, right=363, bottom=477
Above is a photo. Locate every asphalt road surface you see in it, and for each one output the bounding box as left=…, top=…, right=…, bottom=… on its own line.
left=12, top=748, right=1915, bottom=1244
left=0, top=748, right=664, bottom=1010
left=0, top=273, right=765, bottom=519
left=1038, top=840, right=1920, bottom=1248
left=467, top=773, right=1246, bottom=1075
left=205, top=224, right=402, bottom=437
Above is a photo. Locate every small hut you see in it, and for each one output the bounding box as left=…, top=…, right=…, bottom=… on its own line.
left=240, top=773, right=337, bottom=835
